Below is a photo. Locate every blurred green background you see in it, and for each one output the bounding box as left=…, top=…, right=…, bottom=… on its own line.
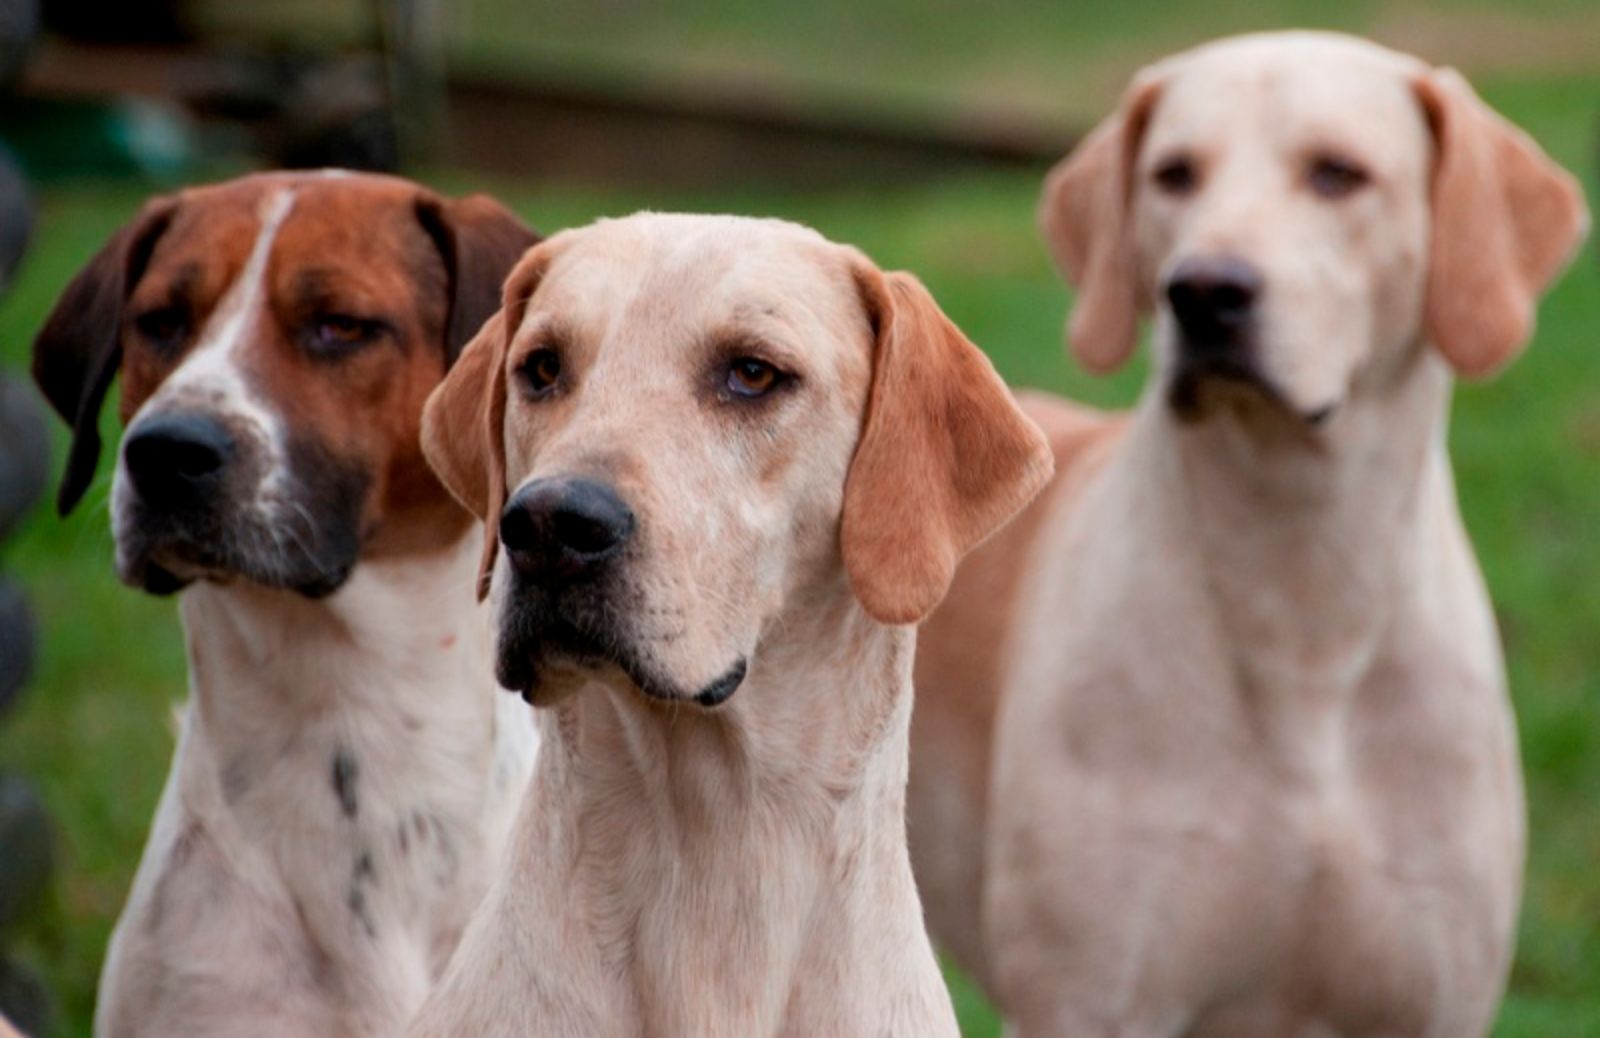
left=0, top=1, right=1597, bottom=1035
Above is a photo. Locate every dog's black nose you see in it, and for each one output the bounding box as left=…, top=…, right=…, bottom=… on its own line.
left=500, top=477, right=634, bottom=583
left=123, top=413, right=236, bottom=507
left=1166, top=256, right=1262, bottom=344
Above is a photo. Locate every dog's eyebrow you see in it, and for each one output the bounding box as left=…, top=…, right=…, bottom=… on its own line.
left=705, top=328, right=804, bottom=372
left=511, top=312, right=574, bottom=349
left=290, top=268, right=390, bottom=313
left=132, top=262, right=203, bottom=307
left=713, top=303, right=808, bottom=356
left=1140, top=140, right=1206, bottom=168
left=1294, top=135, right=1377, bottom=165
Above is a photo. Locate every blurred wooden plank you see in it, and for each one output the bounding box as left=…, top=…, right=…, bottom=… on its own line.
left=14, top=38, right=1077, bottom=186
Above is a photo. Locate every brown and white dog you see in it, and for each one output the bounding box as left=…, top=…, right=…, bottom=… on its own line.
left=32, top=171, right=541, bottom=1037
left=907, top=33, right=1589, bottom=1036
left=403, top=213, right=1052, bottom=1037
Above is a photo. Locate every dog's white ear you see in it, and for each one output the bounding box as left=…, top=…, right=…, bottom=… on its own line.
left=1413, top=68, right=1589, bottom=377
left=842, top=266, right=1054, bottom=626
left=1038, top=73, right=1163, bottom=374
left=421, top=248, right=549, bottom=600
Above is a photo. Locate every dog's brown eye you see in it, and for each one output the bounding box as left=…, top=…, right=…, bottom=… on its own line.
left=1308, top=156, right=1369, bottom=199
left=1153, top=156, right=1199, bottom=196
left=134, top=306, right=189, bottom=351
left=308, top=314, right=382, bottom=353
left=727, top=358, right=782, bottom=398
left=523, top=349, right=562, bottom=394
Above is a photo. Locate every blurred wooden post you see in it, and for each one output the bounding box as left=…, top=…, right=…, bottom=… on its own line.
left=374, top=0, right=448, bottom=167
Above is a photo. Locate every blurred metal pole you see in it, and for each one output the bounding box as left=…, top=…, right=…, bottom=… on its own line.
left=373, top=0, right=448, bottom=168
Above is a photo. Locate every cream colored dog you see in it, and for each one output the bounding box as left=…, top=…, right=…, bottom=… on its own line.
left=907, top=32, right=1588, bottom=1036
left=407, top=213, right=1053, bottom=1037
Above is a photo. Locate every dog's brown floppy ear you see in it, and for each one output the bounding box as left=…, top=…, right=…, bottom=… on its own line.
left=415, top=192, right=541, bottom=365
left=1038, top=73, right=1162, bottom=375
left=1413, top=68, right=1588, bottom=377
left=422, top=308, right=510, bottom=600
left=31, top=196, right=176, bottom=515
left=421, top=249, right=548, bottom=600
left=842, top=267, right=1054, bottom=625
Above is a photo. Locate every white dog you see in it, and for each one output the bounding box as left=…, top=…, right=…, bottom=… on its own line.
left=907, top=32, right=1588, bottom=1036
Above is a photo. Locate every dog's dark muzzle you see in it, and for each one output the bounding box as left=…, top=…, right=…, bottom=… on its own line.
left=493, top=479, right=747, bottom=708
left=1164, top=255, right=1279, bottom=418
left=1166, top=254, right=1263, bottom=351
left=499, top=477, right=635, bottom=586
left=123, top=411, right=238, bottom=514
left=116, top=416, right=365, bottom=598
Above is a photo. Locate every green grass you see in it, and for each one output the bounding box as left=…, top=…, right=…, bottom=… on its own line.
left=3, top=13, right=1600, bottom=1038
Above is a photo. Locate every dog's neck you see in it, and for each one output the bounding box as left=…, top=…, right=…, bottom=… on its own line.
left=489, top=588, right=951, bottom=1034
left=163, top=527, right=528, bottom=967
left=178, top=530, right=495, bottom=765
left=1130, top=344, right=1459, bottom=704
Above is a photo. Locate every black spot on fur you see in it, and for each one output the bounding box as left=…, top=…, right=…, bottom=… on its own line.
left=221, top=758, right=251, bottom=803
left=399, top=811, right=459, bottom=887
left=331, top=749, right=359, bottom=819
left=346, top=885, right=375, bottom=938
left=347, top=849, right=378, bottom=938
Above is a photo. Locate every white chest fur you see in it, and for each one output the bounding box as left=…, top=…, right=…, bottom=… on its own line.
left=95, top=534, right=537, bottom=1038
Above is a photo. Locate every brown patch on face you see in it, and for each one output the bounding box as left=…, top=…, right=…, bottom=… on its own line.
left=118, top=191, right=261, bottom=422
left=249, top=179, right=462, bottom=558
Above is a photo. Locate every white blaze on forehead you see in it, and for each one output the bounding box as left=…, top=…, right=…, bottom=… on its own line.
left=190, top=187, right=297, bottom=377
left=131, top=187, right=298, bottom=448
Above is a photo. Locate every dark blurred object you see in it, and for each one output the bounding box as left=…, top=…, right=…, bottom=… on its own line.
left=0, top=774, right=52, bottom=929
left=0, top=0, right=38, bottom=89
left=41, top=0, right=186, bottom=44
left=0, top=772, right=56, bottom=1036
left=1, top=46, right=54, bottom=1033
left=188, top=51, right=398, bottom=172
left=374, top=0, right=444, bottom=165
left=17, top=36, right=405, bottom=175
left=0, top=95, right=195, bottom=179
left=0, top=955, right=53, bottom=1038
left=0, top=144, right=32, bottom=293
left=0, top=579, right=35, bottom=718
left=280, top=100, right=398, bottom=172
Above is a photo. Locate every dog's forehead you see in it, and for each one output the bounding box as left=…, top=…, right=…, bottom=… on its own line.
left=271, top=183, right=443, bottom=305
left=136, top=172, right=440, bottom=308
left=529, top=214, right=865, bottom=360
left=1147, top=33, right=1428, bottom=155
left=164, top=171, right=417, bottom=238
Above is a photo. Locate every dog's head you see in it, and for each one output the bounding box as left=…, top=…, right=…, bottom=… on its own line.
left=422, top=213, right=1052, bottom=707
left=1040, top=31, right=1588, bottom=425
left=32, top=171, right=537, bottom=596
